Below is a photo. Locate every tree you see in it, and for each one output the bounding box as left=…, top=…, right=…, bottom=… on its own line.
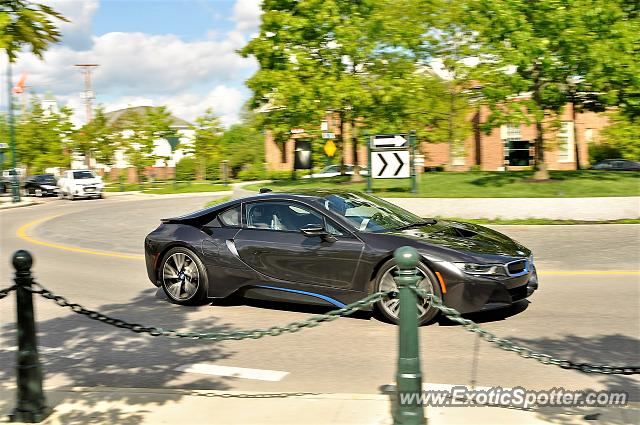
left=1, top=0, right=67, bottom=200
left=189, top=108, right=224, bottom=179
left=74, top=107, right=120, bottom=168
left=464, top=0, right=639, bottom=178
left=14, top=97, right=72, bottom=173
left=115, top=106, right=176, bottom=183
left=600, top=112, right=640, bottom=161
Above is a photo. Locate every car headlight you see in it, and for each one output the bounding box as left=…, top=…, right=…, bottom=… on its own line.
left=453, top=262, right=507, bottom=276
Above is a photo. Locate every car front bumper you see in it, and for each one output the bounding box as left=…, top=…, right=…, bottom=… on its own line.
left=432, top=262, right=539, bottom=315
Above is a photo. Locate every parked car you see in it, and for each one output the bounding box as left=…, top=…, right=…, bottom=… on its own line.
left=591, top=159, right=640, bottom=171
left=58, top=169, right=104, bottom=200
left=144, top=189, right=538, bottom=325
left=0, top=175, right=9, bottom=194
left=302, top=164, right=369, bottom=179
left=23, top=174, right=59, bottom=197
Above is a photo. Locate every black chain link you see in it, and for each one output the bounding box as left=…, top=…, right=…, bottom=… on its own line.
left=413, top=287, right=640, bottom=375
left=0, top=285, right=17, bottom=300
left=29, top=281, right=389, bottom=341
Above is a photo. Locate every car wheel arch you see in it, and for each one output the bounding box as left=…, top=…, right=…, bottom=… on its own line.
left=154, top=241, right=205, bottom=282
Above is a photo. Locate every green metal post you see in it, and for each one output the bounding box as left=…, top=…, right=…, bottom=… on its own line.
left=366, top=132, right=372, bottom=193
left=9, top=250, right=52, bottom=423
left=392, top=246, right=426, bottom=425
left=409, top=130, right=417, bottom=194
left=6, top=60, right=21, bottom=203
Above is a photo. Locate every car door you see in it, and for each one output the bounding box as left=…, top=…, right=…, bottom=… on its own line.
left=232, top=200, right=365, bottom=290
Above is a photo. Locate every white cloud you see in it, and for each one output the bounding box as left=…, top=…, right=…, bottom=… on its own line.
left=43, top=0, right=99, bottom=50
left=232, top=0, right=262, bottom=33
left=2, top=0, right=261, bottom=129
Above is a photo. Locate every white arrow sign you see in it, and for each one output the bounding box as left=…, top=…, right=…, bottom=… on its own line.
left=372, top=134, right=407, bottom=149
left=371, top=150, right=410, bottom=179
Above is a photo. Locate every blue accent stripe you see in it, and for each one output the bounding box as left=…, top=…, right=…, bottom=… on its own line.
left=256, top=285, right=347, bottom=308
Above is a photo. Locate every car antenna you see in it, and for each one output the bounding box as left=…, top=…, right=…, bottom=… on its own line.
left=260, top=187, right=273, bottom=194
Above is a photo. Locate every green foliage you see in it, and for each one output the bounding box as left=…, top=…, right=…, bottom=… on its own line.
left=175, top=156, right=197, bottom=181
left=588, top=143, right=622, bottom=164
left=113, top=106, right=177, bottom=179
left=600, top=112, right=640, bottom=161
left=13, top=97, right=73, bottom=173
left=73, top=106, right=118, bottom=166
left=0, top=0, right=68, bottom=61
left=463, top=0, right=639, bottom=170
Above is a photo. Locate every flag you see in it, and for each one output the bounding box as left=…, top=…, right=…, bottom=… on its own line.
left=12, top=73, right=27, bottom=94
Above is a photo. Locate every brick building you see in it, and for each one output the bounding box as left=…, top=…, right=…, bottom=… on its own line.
left=264, top=105, right=609, bottom=172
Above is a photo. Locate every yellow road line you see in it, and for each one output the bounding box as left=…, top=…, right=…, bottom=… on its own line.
left=16, top=216, right=640, bottom=273
left=16, top=215, right=144, bottom=260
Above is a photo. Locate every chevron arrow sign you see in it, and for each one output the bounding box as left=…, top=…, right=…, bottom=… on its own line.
left=372, top=150, right=410, bottom=179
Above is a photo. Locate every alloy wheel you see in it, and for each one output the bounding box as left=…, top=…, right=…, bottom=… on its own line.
left=378, top=266, right=435, bottom=320
left=162, top=252, right=200, bottom=301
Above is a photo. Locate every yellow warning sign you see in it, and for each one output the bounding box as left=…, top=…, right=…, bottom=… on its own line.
left=324, top=140, right=337, bottom=157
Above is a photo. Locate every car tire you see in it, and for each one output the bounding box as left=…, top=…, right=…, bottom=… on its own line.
left=372, top=258, right=442, bottom=326
left=58, top=190, right=64, bottom=199
left=69, top=192, right=75, bottom=201
left=160, top=247, right=208, bottom=306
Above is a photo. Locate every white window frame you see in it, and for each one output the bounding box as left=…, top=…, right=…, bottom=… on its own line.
left=557, top=121, right=574, bottom=163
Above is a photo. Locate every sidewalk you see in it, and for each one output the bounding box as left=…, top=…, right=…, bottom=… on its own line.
left=1, top=387, right=636, bottom=424
left=0, top=197, right=37, bottom=210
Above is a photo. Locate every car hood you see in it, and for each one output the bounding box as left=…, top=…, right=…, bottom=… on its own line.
left=76, top=178, right=102, bottom=185
left=386, top=220, right=530, bottom=257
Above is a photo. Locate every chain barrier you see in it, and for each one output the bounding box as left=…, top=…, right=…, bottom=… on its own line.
left=413, top=287, right=640, bottom=375
left=0, top=285, right=17, bottom=300
left=28, top=281, right=389, bottom=341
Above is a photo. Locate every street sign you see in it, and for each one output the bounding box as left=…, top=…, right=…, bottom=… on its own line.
left=324, top=140, right=337, bottom=157
left=0, top=143, right=8, bottom=150
left=322, top=132, right=335, bottom=139
left=371, top=134, right=407, bottom=149
left=371, top=150, right=410, bottom=178
left=290, top=128, right=305, bottom=134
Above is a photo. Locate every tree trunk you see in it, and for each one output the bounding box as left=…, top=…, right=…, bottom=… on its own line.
left=572, top=97, right=581, bottom=170
left=339, top=110, right=346, bottom=175
left=531, top=69, right=549, bottom=180
left=350, top=119, right=363, bottom=183
left=532, top=118, right=549, bottom=180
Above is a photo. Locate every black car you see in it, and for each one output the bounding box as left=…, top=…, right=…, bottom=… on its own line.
left=144, top=190, right=538, bottom=324
left=0, top=176, right=9, bottom=194
left=23, top=174, right=59, bottom=197
left=591, top=159, right=640, bottom=171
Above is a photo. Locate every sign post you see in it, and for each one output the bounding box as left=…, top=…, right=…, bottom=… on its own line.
left=409, top=130, right=417, bottom=194
left=368, top=132, right=415, bottom=193
left=365, top=132, right=372, bottom=193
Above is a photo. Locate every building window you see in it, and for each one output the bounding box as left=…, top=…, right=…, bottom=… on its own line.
left=501, top=124, right=531, bottom=166
left=558, top=121, right=574, bottom=162
left=451, top=143, right=465, bottom=166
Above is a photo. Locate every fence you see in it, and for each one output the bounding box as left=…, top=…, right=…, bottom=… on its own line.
left=1, top=247, right=638, bottom=424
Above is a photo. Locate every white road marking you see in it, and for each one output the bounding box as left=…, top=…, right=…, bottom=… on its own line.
left=2, top=346, right=63, bottom=354
left=175, top=363, right=289, bottom=382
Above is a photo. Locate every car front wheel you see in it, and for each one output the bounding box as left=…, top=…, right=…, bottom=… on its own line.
left=160, top=247, right=208, bottom=305
left=373, top=259, right=442, bottom=325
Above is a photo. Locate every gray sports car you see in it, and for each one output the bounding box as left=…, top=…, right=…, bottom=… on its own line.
left=144, top=189, right=538, bottom=324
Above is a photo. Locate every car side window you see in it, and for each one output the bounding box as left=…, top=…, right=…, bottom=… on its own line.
left=218, top=205, right=241, bottom=227
left=245, top=201, right=344, bottom=235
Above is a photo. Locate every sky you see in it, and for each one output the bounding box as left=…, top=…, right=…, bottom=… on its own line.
left=1, top=0, right=262, bottom=128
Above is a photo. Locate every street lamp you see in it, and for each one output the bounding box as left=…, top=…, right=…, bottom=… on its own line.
left=6, top=60, right=20, bottom=203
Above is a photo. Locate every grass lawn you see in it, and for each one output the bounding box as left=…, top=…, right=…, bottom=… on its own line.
left=245, top=170, right=640, bottom=198
left=105, top=181, right=230, bottom=194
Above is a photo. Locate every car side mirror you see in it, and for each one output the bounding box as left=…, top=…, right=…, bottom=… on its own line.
left=300, top=224, right=336, bottom=242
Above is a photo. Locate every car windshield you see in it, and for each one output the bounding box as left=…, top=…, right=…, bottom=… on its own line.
left=37, top=175, right=56, bottom=183
left=320, top=192, right=426, bottom=233
left=73, top=171, right=95, bottom=179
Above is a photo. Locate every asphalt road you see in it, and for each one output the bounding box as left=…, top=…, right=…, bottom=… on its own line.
left=1, top=194, right=638, bottom=404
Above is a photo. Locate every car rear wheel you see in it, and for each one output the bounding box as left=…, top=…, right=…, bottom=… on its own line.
left=373, top=259, right=442, bottom=325
left=161, top=247, right=208, bottom=305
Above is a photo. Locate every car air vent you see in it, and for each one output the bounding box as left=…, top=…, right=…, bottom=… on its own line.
left=507, top=260, right=527, bottom=275
left=452, top=227, right=477, bottom=238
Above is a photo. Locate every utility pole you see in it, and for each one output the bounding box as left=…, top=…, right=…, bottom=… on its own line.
left=75, top=64, right=99, bottom=168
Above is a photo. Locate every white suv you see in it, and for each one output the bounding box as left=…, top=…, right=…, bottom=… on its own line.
left=58, top=170, right=104, bottom=200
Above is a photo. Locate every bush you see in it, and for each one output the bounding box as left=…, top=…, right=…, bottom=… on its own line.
left=236, top=163, right=267, bottom=181
left=175, top=157, right=197, bottom=181
left=269, top=170, right=298, bottom=180
left=588, top=143, right=622, bottom=164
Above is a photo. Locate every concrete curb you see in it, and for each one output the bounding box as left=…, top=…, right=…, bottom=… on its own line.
left=0, top=200, right=38, bottom=210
